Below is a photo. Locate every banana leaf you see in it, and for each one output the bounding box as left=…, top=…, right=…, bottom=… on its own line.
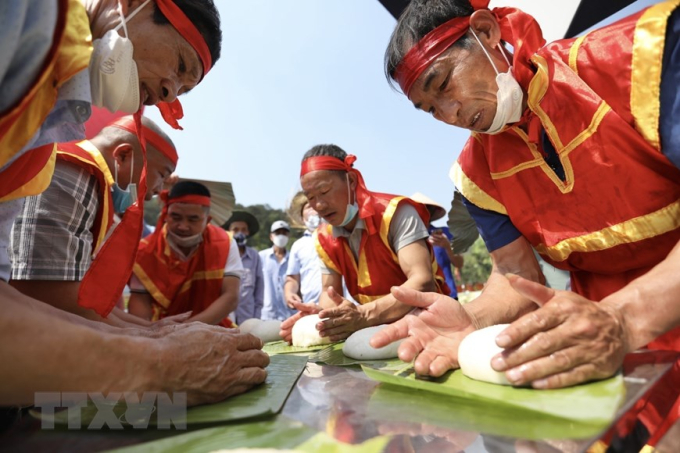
left=309, top=342, right=403, bottom=368
left=33, top=354, right=307, bottom=427
left=367, top=383, right=605, bottom=440
left=361, top=364, right=625, bottom=425
left=109, top=416, right=391, bottom=453
left=264, top=340, right=337, bottom=355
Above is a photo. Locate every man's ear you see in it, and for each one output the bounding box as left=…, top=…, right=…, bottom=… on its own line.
left=469, top=9, right=502, bottom=48
left=112, top=144, right=134, bottom=165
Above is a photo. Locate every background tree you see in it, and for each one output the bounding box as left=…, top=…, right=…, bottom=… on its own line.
left=459, top=237, right=492, bottom=287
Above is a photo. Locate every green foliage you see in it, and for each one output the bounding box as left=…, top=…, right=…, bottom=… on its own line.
left=459, top=237, right=492, bottom=286
left=234, top=203, right=304, bottom=252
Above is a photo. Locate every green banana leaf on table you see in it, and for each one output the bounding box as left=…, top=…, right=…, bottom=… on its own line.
left=263, top=340, right=339, bottom=355
left=109, top=415, right=391, bottom=453
left=32, top=354, right=307, bottom=427
left=309, top=342, right=403, bottom=368
left=362, top=363, right=625, bottom=429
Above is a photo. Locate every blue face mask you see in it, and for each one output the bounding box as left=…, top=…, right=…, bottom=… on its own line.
left=234, top=232, right=248, bottom=247
left=338, top=174, right=358, bottom=227
left=111, top=157, right=137, bottom=214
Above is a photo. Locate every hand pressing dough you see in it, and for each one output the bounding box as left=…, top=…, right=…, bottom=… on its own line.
left=342, top=325, right=403, bottom=360
left=457, top=324, right=511, bottom=385
left=291, top=314, right=332, bottom=347
left=250, top=320, right=283, bottom=344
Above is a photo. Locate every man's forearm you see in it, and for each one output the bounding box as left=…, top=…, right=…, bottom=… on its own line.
left=360, top=272, right=436, bottom=326
left=602, top=240, right=680, bottom=350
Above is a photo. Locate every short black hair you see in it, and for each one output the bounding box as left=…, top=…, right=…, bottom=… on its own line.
left=385, top=0, right=473, bottom=91
left=153, top=0, right=222, bottom=69
left=169, top=180, right=211, bottom=199
left=301, top=144, right=349, bottom=179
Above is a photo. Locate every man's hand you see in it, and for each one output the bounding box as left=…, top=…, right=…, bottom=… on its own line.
left=428, top=231, right=450, bottom=249
left=317, top=287, right=367, bottom=341
left=370, top=286, right=475, bottom=377
left=279, top=301, right=321, bottom=343
left=152, top=312, right=192, bottom=327
left=285, top=293, right=302, bottom=310
left=158, top=324, right=269, bottom=406
left=491, top=275, right=629, bottom=389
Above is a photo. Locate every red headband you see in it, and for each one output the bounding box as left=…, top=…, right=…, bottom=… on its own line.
left=154, top=0, right=213, bottom=130
left=300, top=154, right=357, bottom=177
left=394, top=0, right=545, bottom=98
left=108, top=116, right=178, bottom=166
left=167, top=194, right=211, bottom=207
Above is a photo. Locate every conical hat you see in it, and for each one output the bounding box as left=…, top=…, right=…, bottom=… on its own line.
left=410, top=192, right=446, bottom=222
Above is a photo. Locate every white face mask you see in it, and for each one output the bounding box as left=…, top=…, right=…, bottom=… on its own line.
left=272, top=234, right=289, bottom=248
left=469, top=28, right=524, bottom=135
left=89, top=0, right=151, bottom=113
left=304, top=214, right=320, bottom=231
left=167, top=230, right=204, bottom=248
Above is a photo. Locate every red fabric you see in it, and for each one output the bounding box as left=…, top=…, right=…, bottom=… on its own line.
left=84, top=106, right=127, bottom=139
left=168, top=194, right=211, bottom=207
left=77, top=112, right=148, bottom=317
left=108, top=115, right=178, bottom=165
left=133, top=224, right=234, bottom=328
left=56, top=142, right=114, bottom=251
left=457, top=8, right=680, bottom=338
left=316, top=193, right=449, bottom=301
left=394, top=0, right=545, bottom=96
left=0, top=144, right=53, bottom=198
left=157, top=100, right=184, bottom=131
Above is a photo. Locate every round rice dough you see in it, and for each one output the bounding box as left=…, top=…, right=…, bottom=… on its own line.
left=250, top=320, right=283, bottom=344
left=238, top=318, right=261, bottom=335
left=291, top=314, right=332, bottom=348
left=457, top=324, right=511, bottom=385
left=342, top=325, right=403, bottom=360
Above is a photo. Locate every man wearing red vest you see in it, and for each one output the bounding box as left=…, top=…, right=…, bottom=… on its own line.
left=280, top=144, right=449, bottom=342
left=372, top=0, right=680, bottom=444
left=10, top=115, right=176, bottom=325
left=129, top=181, right=242, bottom=327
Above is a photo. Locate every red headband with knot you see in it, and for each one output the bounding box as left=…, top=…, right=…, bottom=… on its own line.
left=108, top=115, right=178, bottom=166
left=154, top=0, right=213, bottom=130
left=156, top=190, right=211, bottom=230
left=394, top=0, right=545, bottom=97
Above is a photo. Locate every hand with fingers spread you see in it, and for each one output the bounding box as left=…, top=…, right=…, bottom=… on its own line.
left=317, top=287, right=368, bottom=341
left=153, top=311, right=192, bottom=327
left=279, top=300, right=321, bottom=343
left=370, top=286, right=476, bottom=377
left=491, top=274, right=629, bottom=389
left=158, top=323, right=270, bottom=406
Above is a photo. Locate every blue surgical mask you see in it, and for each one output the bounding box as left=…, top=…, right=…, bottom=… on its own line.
left=111, top=157, right=137, bottom=214
left=234, top=232, right=248, bottom=247
left=338, top=174, right=358, bottom=227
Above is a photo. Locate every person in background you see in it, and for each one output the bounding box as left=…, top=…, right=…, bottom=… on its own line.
left=129, top=181, right=241, bottom=327
left=259, top=220, right=295, bottom=321
left=284, top=191, right=324, bottom=308
left=410, top=192, right=464, bottom=299
left=223, top=211, right=264, bottom=324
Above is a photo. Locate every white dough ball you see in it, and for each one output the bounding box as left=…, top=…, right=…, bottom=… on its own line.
left=457, top=324, right=511, bottom=385
left=342, top=325, right=403, bottom=360
left=291, top=314, right=332, bottom=348
left=238, top=318, right=261, bottom=334
left=250, top=320, right=283, bottom=344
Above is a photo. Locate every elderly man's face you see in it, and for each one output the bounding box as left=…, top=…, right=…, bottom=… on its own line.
left=301, top=170, right=355, bottom=227
left=123, top=0, right=203, bottom=108
left=228, top=221, right=250, bottom=236
left=167, top=203, right=208, bottom=237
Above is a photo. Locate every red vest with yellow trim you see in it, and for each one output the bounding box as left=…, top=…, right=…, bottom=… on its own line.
left=133, top=224, right=234, bottom=328
left=0, top=0, right=92, bottom=202
left=56, top=140, right=115, bottom=252
left=315, top=193, right=449, bottom=305
left=453, top=2, right=680, bottom=349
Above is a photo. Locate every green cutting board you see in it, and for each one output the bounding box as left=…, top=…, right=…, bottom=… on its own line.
left=309, top=342, right=403, bottom=368
left=32, top=354, right=307, bottom=426
left=263, top=340, right=337, bottom=355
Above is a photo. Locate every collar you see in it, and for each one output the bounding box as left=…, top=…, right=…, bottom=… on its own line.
left=331, top=218, right=365, bottom=238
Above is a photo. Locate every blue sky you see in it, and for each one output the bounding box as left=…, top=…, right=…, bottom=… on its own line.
left=145, top=0, right=656, bottom=223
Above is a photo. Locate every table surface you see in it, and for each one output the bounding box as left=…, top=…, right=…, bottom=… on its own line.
left=1, top=349, right=677, bottom=453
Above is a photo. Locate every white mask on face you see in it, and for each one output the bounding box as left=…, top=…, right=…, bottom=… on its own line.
left=469, top=28, right=523, bottom=135
left=167, top=230, right=204, bottom=248
left=272, top=234, right=289, bottom=248
left=304, top=214, right=320, bottom=231
left=89, top=0, right=151, bottom=113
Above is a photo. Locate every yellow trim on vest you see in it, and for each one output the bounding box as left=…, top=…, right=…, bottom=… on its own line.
left=528, top=55, right=564, bottom=151
left=631, top=0, right=679, bottom=151
left=0, top=144, right=57, bottom=202
left=490, top=157, right=544, bottom=180
left=314, top=227, right=341, bottom=275
left=568, top=35, right=587, bottom=75
left=535, top=198, right=680, bottom=262
left=451, top=161, right=508, bottom=215
left=586, top=440, right=608, bottom=453
left=132, top=262, right=172, bottom=308
left=355, top=242, right=374, bottom=291
left=0, top=0, right=92, bottom=168
left=73, top=140, right=114, bottom=250
left=355, top=293, right=383, bottom=304
left=178, top=269, right=225, bottom=294
left=380, top=197, right=403, bottom=263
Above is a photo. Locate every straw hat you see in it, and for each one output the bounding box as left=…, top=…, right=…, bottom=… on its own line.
left=410, top=192, right=446, bottom=222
